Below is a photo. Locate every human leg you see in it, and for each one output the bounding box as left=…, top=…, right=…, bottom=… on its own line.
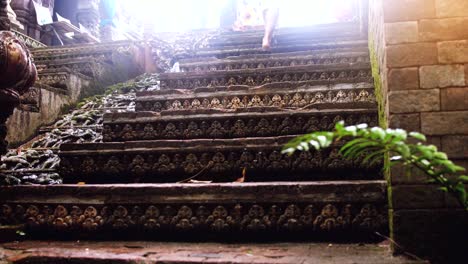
left=262, top=7, right=279, bottom=50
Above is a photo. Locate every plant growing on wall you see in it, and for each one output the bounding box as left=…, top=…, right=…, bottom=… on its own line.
left=282, top=122, right=468, bottom=210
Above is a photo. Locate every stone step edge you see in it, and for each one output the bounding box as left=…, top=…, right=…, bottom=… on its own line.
left=207, top=24, right=360, bottom=42
left=104, top=108, right=377, bottom=123
left=136, top=82, right=374, bottom=99
left=199, top=31, right=363, bottom=51
left=0, top=181, right=386, bottom=204
left=189, top=39, right=369, bottom=58
left=178, top=59, right=370, bottom=74
left=178, top=50, right=369, bottom=66
left=178, top=47, right=369, bottom=64
left=0, top=241, right=426, bottom=264
left=208, top=21, right=360, bottom=37
left=58, top=135, right=321, bottom=152
left=160, top=63, right=371, bottom=80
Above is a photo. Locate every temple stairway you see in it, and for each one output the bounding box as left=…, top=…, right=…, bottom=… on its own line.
left=0, top=24, right=407, bottom=263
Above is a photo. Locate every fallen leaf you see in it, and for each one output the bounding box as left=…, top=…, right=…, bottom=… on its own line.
left=187, top=179, right=212, bottom=184
left=235, top=167, right=246, bottom=182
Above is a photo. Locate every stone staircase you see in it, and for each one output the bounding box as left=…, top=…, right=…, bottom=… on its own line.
left=1, top=24, right=388, bottom=244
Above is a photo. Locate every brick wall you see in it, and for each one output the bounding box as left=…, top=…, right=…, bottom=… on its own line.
left=369, top=0, right=468, bottom=261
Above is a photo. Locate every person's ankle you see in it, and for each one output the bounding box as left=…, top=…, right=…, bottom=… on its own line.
left=262, top=36, right=271, bottom=50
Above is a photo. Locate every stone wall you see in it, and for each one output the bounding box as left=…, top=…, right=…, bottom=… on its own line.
left=6, top=73, right=90, bottom=146
left=368, top=0, right=468, bottom=261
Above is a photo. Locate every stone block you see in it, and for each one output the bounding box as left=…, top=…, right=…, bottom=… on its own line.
left=386, top=43, right=438, bottom=68
left=420, top=65, right=465, bottom=88
left=466, top=64, right=468, bottom=85
left=389, top=113, right=420, bottom=131
left=441, top=135, right=468, bottom=159
left=388, top=67, right=419, bottom=91
left=390, top=163, right=430, bottom=184
left=389, top=89, right=440, bottom=114
left=392, top=209, right=468, bottom=261
left=440, top=87, right=468, bottom=110
left=427, top=136, right=442, bottom=150
left=444, top=184, right=468, bottom=208
left=383, top=0, right=435, bottom=22
left=392, top=185, right=445, bottom=209
left=384, top=22, right=418, bottom=44
left=435, top=0, right=468, bottom=17
left=438, top=40, right=468, bottom=64
left=421, top=111, right=468, bottom=135
left=419, top=17, right=468, bottom=41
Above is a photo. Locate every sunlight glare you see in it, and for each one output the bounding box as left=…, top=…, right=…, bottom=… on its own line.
left=119, top=0, right=355, bottom=33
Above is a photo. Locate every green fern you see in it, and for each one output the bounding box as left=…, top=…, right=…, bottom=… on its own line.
left=282, top=121, right=468, bottom=210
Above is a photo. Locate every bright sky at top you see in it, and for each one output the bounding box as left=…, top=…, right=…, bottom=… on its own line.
left=119, top=0, right=356, bottom=32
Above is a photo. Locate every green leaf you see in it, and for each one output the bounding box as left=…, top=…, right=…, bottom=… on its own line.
left=426, top=179, right=437, bottom=184
left=284, top=125, right=466, bottom=210
left=370, top=127, right=385, bottom=140
left=344, top=125, right=358, bottom=136
left=316, top=135, right=328, bottom=147
left=455, top=182, right=467, bottom=206
left=281, top=147, right=295, bottom=155
left=458, top=175, right=468, bottom=183
left=433, top=152, right=448, bottom=160
left=356, top=124, right=368, bottom=129
left=362, top=149, right=385, bottom=165
left=341, top=141, right=380, bottom=158
left=299, top=142, right=310, bottom=151
left=409, top=132, right=427, bottom=142
left=308, top=140, right=320, bottom=150
left=438, top=186, right=448, bottom=192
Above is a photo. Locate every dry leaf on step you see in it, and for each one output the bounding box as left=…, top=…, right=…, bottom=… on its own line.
left=187, top=179, right=212, bottom=184
left=235, top=168, right=247, bottom=183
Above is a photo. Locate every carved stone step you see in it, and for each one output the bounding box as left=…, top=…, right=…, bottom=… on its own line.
left=102, top=109, right=378, bottom=141
left=0, top=181, right=387, bottom=240
left=179, top=45, right=368, bottom=63
left=136, top=83, right=375, bottom=112
left=36, top=57, right=109, bottom=78
left=206, top=22, right=361, bottom=45
left=178, top=50, right=370, bottom=73
left=58, top=136, right=381, bottom=183
left=160, top=63, right=372, bottom=90
left=187, top=39, right=369, bottom=60
left=204, top=35, right=366, bottom=53
left=31, top=40, right=140, bottom=61
left=0, top=241, right=425, bottom=263
left=37, top=68, right=91, bottom=96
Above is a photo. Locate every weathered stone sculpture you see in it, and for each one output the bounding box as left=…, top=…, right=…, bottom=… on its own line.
left=0, top=0, right=9, bottom=30
left=0, top=30, right=36, bottom=154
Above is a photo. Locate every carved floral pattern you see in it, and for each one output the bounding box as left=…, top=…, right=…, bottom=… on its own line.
left=37, top=73, right=69, bottom=90
left=59, top=146, right=380, bottom=182
left=160, top=69, right=372, bottom=89
left=136, top=89, right=376, bottom=112
left=180, top=56, right=370, bottom=73
left=0, top=203, right=387, bottom=234
left=103, top=113, right=377, bottom=141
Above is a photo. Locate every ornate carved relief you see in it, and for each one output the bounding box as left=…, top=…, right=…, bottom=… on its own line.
left=18, top=86, right=40, bottom=112
left=103, top=113, right=378, bottom=141
left=160, top=68, right=372, bottom=89
left=0, top=31, right=36, bottom=154
left=180, top=55, right=370, bottom=73
left=0, top=203, right=387, bottom=234
left=37, top=72, right=69, bottom=90
left=59, top=145, right=381, bottom=183
left=37, top=60, right=105, bottom=78
left=136, top=89, right=376, bottom=112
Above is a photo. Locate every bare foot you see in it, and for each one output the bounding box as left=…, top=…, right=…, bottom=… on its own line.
left=262, top=35, right=271, bottom=50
